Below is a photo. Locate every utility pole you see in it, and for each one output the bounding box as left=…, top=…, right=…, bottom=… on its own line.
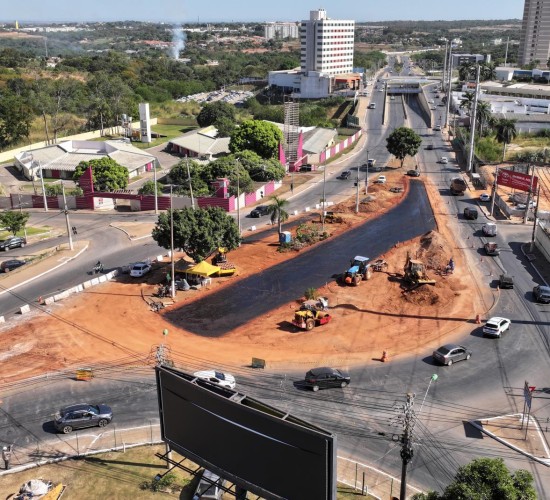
left=235, top=158, right=241, bottom=235
left=355, top=167, right=360, bottom=213
left=399, top=393, right=416, bottom=500
left=61, top=181, right=74, bottom=251
left=530, top=185, right=541, bottom=252
left=467, top=64, right=481, bottom=173
left=524, top=163, right=536, bottom=225
left=444, top=42, right=453, bottom=129
left=169, top=186, right=175, bottom=299
left=504, top=37, right=509, bottom=67
left=442, top=40, right=448, bottom=89
left=39, top=162, right=48, bottom=212
left=321, top=161, right=327, bottom=233
left=153, top=163, right=158, bottom=215
left=185, top=156, right=195, bottom=209
left=365, top=149, right=369, bottom=195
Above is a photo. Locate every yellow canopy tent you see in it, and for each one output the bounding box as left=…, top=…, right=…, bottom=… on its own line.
left=186, top=260, right=221, bottom=277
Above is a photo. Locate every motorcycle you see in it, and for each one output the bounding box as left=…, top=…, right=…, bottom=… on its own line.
left=93, top=262, right=104, bottom=274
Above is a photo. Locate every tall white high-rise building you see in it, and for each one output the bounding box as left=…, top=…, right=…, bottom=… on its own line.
left=264, top=22, right=299, bottom=40
left=300, top=9, right=355, bottom=76
left=518, top=0, right=550, bottom=67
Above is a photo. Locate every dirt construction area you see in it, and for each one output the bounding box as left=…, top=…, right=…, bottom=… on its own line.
left=0, top=172, right=483, bottom=384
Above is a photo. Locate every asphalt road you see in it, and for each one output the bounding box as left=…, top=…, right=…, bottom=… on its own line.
left=4, top=66, right=550, bottom=496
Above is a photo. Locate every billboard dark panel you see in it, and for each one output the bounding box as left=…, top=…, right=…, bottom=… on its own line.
left=156, top=365, right=336, bottom=500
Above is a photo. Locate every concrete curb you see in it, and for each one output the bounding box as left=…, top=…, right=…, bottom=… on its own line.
left=521, top=242, right=548, bottom=286
left=0, top=243, right=89, bottom=298
left=469, top=414, right=550, bottom=467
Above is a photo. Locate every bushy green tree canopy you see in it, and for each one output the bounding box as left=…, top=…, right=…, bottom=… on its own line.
left=229, top=119, right=283, bottom=159
left=386, top=127, right=422, bottom=168
left=73, top=157, right=129, bottom=191
left=152, top=206, right=241, bottom=263
left=196, top=101, right=236, bottom=128
left=412, top=458, right=536, bottom=500
left=0, top=210, right=30, bottom=236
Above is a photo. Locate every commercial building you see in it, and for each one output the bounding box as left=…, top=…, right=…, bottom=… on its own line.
left=300, top=9, right=355, bottom=76
left=264, top=22, right=299, bottom=40
left=518, top=0, right=550, bottom=67
left=268, top=9, right=356, bottom=99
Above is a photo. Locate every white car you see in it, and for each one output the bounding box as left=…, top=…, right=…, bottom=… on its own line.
left=375, top=175, right=387, bottom=184
left=130, top=262, right=151, bottom=277
left=193, top=370, right=236, bottom=389
left=434, top=125, right=442, bottom=131
left=479, top=193, right=491, bottom=202
left=483, top=317, right=511, bottom=338
left=440, top=157, right=448, bottom=164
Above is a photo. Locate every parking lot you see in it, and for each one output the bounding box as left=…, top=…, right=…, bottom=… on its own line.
left=177, top=89, right=254, bottom=105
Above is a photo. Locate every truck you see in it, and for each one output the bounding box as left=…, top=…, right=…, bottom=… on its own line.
left=450, top=177, right=467, bottom=195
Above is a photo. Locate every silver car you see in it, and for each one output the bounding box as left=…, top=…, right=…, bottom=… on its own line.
left=432, top=344, right=471, bottom=366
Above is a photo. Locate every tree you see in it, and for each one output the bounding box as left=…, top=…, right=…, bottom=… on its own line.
left=73, top=157, right=129, bottom=191
left=458, top=62, right=475, bottom=82
left=481, top=62, right=497, bottom=81
left=0, top=93, right=32, bottom=150
left=151, top=206, right=241, bottom=263
left=169, top=159, right=210, bottom=196
left=459, top=91, right=475, bottom=116
left=214, top=116, right=236, bottom=138
left=0, top=211, right=30, bottom=236
left=229, top=119, right=284, bottom=159
left=196, top=101, right=236, bottom=128
left=494, top=118, right=518, bottom=162
left=412, top=458, right=536, bottom=500
left=267, top=195, right=289, bottom=235
left=475, top=101, right=492, bottom=137
left=386, top=127, right=422, bottom=168
left=138, top=180, right=164, bottom=196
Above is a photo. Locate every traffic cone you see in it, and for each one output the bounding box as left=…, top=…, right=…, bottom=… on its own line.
left=381, top=350, right=388, bottom=362
left=475, top=314, right=481, bottom=324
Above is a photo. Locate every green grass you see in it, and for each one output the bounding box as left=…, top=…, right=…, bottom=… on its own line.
left=514, top=135, right=550, bottom=148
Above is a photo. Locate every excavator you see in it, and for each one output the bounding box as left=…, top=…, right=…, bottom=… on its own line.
left=403, top=252, right=436, bottom=289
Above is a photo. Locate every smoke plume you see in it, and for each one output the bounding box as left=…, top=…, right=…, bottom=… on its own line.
left=171, top=26, right=186, bottom=60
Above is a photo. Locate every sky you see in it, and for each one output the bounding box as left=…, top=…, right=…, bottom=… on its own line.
left=0, top=1, right=523, bottom=24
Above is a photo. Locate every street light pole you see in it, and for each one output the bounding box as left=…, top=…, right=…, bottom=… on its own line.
left=153, top=163, right=158, bottom=215
left=321, top=160, right=326, bottom=234
left=17, top=194, right=28, bottom=241
left=444, top=42, right=453, bottom=129
left=185, top=156, right=195, bottom=209
left=235, top=159, right=241, bottom=235
left=39, top=162, right=48, bottom=212
left=169, top=185, right=175, bottom=299
left=61, top=181, right=74, bottom=251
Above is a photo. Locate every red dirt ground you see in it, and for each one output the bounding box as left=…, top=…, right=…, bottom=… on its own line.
left=0, top=170, right=479, bottom=384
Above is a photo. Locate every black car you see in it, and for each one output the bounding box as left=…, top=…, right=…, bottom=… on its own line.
left=249, top=205, right=270, bottom=218
left=533, top=285, right=550, bottom=304
left=54, top=403, right=113, bottom=434
left=299, top=164, right=313, bottom=172
left=304, top=367, right=350, bottom=391
left=337, top=171, right=352, bottom=180
left=0, top=259, right=26, bottom=272
left=407, top=170, right=420, bottom=177
left=0, top=236, right=26, bottom=251
left=463, top=207, right=478, bottom=220
left=499, top=274, right=514, bottom=289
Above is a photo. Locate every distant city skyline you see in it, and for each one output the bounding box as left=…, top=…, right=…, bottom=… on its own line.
left=0, top=0, right=523, bottom=24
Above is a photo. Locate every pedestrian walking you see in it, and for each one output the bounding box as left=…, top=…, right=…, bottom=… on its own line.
left=2, top=445, right=12, bottom=470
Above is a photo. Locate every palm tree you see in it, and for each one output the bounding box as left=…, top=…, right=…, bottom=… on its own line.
left=481, top=62, right=497, bottom=81
left=459, top=91, right=475, bottom=116
left=475, top=101, right=492, bottom=136
left=267, top=195, right=289, bottom=236
left=458, top=62, right=475, bottom=82
left=494, top=118, right=518, bottom=162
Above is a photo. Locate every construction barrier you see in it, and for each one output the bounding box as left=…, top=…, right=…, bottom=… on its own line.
left=251, top=357, right=266, bottom=369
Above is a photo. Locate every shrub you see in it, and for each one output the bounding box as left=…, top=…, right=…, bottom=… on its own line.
left=304, top=287, right=318, bottom=300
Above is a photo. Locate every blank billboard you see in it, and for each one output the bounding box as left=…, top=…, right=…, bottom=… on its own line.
left=156, top=365, right=336, bottom=500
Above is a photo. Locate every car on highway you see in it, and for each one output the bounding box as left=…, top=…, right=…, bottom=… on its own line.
left=368, top=103, right=376, bottom=109
left=130, top=262, right=151, bottom=277
left=533, top=285, right=550, bottom=304
left=407, top=170, right=420, bottom=177
left=499, top=274, right=514, bottom=289
left=439, top=157, right=448, bottom=164
left=249, top=205, right=270, bottom=218
left=193, top=370, right=236, bottom=389
left=482, top=223, right=497, bottom=236
left=433, top=125, right=442, bottom=131
left=483, top=317, right=511, bottom=338
left=463, top=207, right=478, bottom=220
left=54, top=403, right=113, bottom=434
left=426, top=143, right=434, bottom=150
left=484, top=242, right=500, bottom=256
left=375, top=175, right=386, bottom=184
left=479, top=193, right=491, bottom=202
left=432, top=344, right=471, bottom=366
left=338, top=170, right=352, bottom=180
left=0, top=236, right=26, bottom=251
left=304, top=367, right=350, bottom=391
left=0, top=259, right=26, bottom=272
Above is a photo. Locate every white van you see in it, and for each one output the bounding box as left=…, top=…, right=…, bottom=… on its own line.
left=482, top=223, right=497, bottom=236
left=368, top=102, right=376, bottom=109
